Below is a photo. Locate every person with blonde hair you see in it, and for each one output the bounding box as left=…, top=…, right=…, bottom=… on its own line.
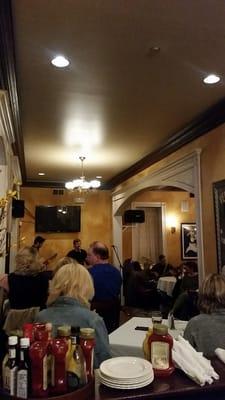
left=3, top=246, right=49, bottom=310
left=36, top=263, right=111, bottom=367
left=184, top=273, right=225, bottom=357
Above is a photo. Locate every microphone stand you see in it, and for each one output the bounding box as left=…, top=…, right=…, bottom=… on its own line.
left=111, top=245, right=123, bottom=272
left=111, top=245, right=124, bottom=307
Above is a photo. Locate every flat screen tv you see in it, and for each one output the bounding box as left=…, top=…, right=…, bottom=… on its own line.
left=35, top=205, right=81, bottom=233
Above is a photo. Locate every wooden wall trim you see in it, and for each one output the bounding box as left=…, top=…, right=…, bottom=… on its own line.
left=0, top=0, right=26, bottom=180
left=106, top=97, right=225, bottom=189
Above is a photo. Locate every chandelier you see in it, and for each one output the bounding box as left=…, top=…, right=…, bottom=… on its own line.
left=65, top=156, right=101, bottom=192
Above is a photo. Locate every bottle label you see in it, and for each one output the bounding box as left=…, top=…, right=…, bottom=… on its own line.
left=43, top=355, right=48, bottom=390
left=3, top=366, right=10, bottom=391
left=17, top=370, right=28, bottom=399
left=9, top=348, right=16, bottom=359
left=151, top=341, right=169, bottom=370
left=10, top=366, right=18, bottom=395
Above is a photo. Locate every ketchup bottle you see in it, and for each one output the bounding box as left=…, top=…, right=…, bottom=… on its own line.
left=29, top=340, right=49, bottom=397
left=51, top=338, right=68, bottom=395
left=80, top=328, right=95, bottom=382
left=148, top=323, right=174, bottom=377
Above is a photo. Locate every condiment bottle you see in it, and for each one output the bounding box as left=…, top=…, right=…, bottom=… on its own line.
left=148, top=323, right=174, bottom=377
left=51, top=338, right=68, bottom=395
left=142, top=327, right=153, bottom=361
left=3, top=336, right=18, bottom=395
left=23, top=323, right=34, bottom=343
left=80, top=328, right=95, bottom=382
left=57, top=325, right=71, bottom=371
left=29, top=340, right=48, bottom=397
left=67, top=327, right=87, bottom=391
left=16, top=337, right=31, bottom=399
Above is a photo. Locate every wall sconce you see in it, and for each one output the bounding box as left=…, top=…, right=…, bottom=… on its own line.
left=166, top=214, right=178, bottom=234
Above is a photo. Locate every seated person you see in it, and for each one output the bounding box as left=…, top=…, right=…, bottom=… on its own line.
left=36, top=263, right=111, bottom=368
left=151, top=254, right=174, bottom=279
left=172, top=261, right=198, bottom=302
left=0, top=246, right=49, bottom=310
left=172, top=290, right=199, bottom=321
left=184, top=273, right=225, bottom=357
left=126, top=268, right=159, bottom=310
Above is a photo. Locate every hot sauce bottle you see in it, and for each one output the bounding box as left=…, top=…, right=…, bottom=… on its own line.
left=80, top=328, right=95, bottom=382
left=51, top=338, right=68, bottom=395
left=29, top=340, right=49, bottom=397
left=148, top=323, right=174, bottom=377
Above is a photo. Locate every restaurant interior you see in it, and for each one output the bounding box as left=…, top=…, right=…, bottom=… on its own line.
left=1, top=1, right=225, bottom=399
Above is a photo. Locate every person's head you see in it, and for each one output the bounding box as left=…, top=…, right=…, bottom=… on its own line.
left=47, top=263, right=94, bottom=306
left=33, top=236, right=45, bottom=250
left=53, top=257, right=78, bottom=276
left=86, top=241, right=109, bottom=266
left=159, top=254, right=166, bottom=265
left=183, top=261, right=198, bottom=276
left=15, top=246, right=42, bottom=275
left=73, top=239, right=81, bottom=250
left=198, top=273, right=225, bottom=314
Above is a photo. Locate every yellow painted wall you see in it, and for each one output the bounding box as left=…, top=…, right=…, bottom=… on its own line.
left=20, top=187, right=112, bottom=265
left=117, top=123, right=225, bottom=275
left=122, top=191, right=195, bottom=267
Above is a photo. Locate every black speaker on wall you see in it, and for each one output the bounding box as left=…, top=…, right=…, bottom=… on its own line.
left=12, top=199, right=25, bottom=218
left=124, top=209, right=145, bottom=224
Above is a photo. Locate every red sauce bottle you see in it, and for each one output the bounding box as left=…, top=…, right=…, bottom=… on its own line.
left=23, top=323, right=34, bottom=344
left=29, top=341, right=49, bottom=397
left=148, top=323, right=174, bottom=377
left=80, top=328, right=95, bottom=382
left=51, top=338, right=68, bottom=395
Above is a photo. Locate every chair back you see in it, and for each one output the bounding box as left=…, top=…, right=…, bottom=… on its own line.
left=3, top=307, right=40, bottom=336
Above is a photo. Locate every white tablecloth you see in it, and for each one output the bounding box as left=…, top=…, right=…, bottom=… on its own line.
left=157, top=276, right=177, bottom=296
left=109, top=317, right=187, bottom=358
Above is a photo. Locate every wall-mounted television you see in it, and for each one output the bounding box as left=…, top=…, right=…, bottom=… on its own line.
left=35, top=205, right=81, bottom=233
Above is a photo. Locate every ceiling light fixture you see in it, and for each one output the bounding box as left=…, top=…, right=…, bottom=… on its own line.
left=51, top=55, right=70, bottom=68
left=203, top=74, right=220, bottom=84
left=65, top=156, right=101, bottom=192
left=38, top=172, right=45, bottom=176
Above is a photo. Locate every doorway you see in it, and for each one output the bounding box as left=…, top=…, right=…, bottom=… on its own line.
left=131, top=202, right=166, bottom=265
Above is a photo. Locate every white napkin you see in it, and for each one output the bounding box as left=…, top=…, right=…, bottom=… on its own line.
left=172, top=336, right=219, bottom=386
left=215, top=348, right=225, bottom=364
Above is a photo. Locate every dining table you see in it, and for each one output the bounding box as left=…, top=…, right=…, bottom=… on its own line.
left=95, top=357, right=225, bottom=400
left=109, top=317, right=187, bottom=358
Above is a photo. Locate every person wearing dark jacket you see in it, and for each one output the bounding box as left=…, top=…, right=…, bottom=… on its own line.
left=67, top=239, right=87, bottom=265
left=7, top=246, right=49, bottom=310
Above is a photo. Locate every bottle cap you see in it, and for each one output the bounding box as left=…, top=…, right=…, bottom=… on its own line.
left=8, top=336, right=18, bottom=345
left=57, top=325, right=71, bottom=337
left=20, top=338, right=30, bottom=347
left=80, top=328, right=95, bottom=339
left=153, top=323, right=168, bottom=335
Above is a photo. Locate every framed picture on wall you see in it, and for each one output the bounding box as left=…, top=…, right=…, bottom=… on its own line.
left=213, top=179, right=225, bottom=273
left=181, top=223, right=197, bottom=260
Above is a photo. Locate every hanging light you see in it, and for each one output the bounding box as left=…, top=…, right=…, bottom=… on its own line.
left=65, top=156, right=101, bottom=192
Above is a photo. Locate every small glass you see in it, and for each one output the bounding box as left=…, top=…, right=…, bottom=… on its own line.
left=151, top=311, right=162, bottom=324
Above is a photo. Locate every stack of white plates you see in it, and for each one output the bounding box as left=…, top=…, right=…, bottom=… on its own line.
left=99, top=356, right=154, bottom=389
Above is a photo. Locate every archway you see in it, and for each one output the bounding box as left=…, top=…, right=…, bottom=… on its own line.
left=112, top=149, right=204, bottom=284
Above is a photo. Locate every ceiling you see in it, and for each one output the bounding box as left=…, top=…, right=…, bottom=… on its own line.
left=5, top=1, right=225, bottom=187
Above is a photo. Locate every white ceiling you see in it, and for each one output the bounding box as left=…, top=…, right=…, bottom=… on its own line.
left=11, top=0, right=225, bottom=186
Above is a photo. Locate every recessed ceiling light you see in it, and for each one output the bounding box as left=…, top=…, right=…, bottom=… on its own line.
left=38, top=172, right=45, bottom=176
left=203, top=74, right=221, bottom=84
left=96, top=175, right=102, bottom=179
left=51, top=55, right=70, bottom=68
